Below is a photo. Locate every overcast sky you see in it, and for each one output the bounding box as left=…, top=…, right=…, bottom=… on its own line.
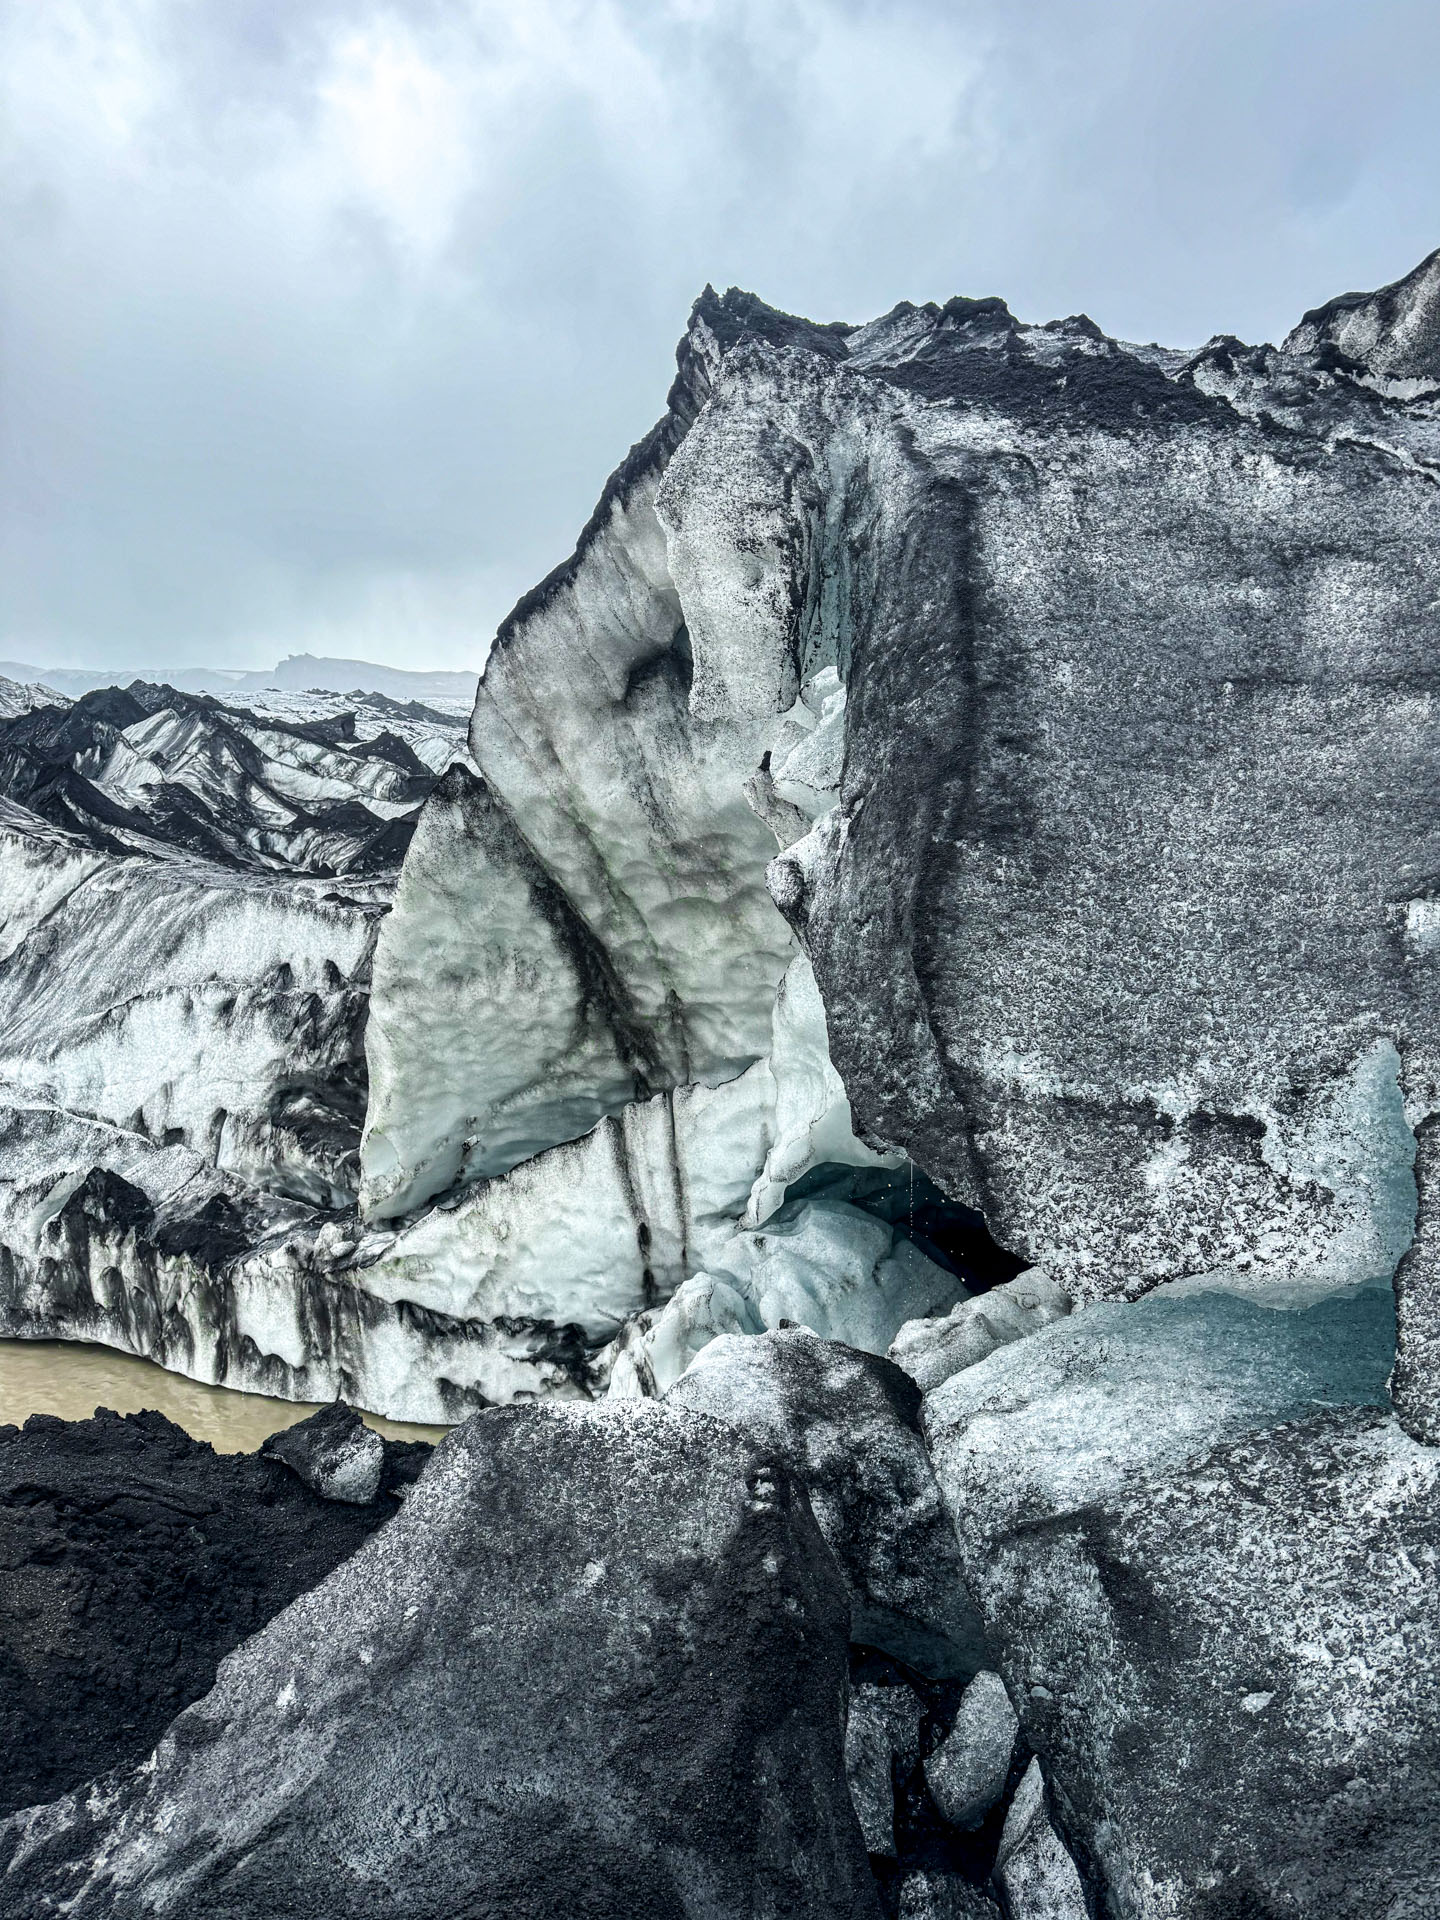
left=3, top=1, right=1438, bottom=672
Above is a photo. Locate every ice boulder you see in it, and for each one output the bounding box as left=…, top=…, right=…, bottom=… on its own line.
left=924, top=1671, right=1020, bottom=1832
left=925, top=1281, right=1440, bottom=1916
left=889, top=1271, right=1070, bottom=1395
left=668, top=1329, right=986, bottom=1676
left=260, top=1401, right=385, bottom=1505
left=0, top=1401, right=879, bottom=1920
left=845, top=1679, right=924, bottom=1857
left=991, top=1761, right=1089, bottom=1920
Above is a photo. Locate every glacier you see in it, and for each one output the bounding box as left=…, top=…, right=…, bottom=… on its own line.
left=5, top=249, right=1440, bottom=1920
left=3, top=255, right=1440, bottom=1444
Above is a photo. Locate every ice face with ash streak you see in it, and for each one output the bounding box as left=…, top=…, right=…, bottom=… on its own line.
left=0, top=804, right=384, bottom=1207
left=0, top=686, right=510, bottom=1421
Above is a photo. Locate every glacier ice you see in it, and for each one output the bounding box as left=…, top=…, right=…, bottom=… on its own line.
left=6, top=257, right=1440, bottom=1428
left=0, top=683, right=466, bottom=875
left=666, top=1328, right=986, bottom=1676
left=355, top=262, right=1440, bottom=1426
left=605, top=1198, right=963, bottom=1401
left=924, top=1672, right=1019, bottom=1832
left=992, top=1760, right=1089, bottom=1920
left=888, top=1269, right=1071, bottom=1396
left=0, top=802, right=383, bottom=1209
left=924, top=1280, right=1396, bottom=1536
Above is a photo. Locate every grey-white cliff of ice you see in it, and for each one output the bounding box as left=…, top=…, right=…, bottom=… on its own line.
left=7, top=255, right=1440, bottom=1430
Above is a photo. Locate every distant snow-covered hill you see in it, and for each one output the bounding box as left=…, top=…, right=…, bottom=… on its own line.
left=0, top=653, right=478, bottom=706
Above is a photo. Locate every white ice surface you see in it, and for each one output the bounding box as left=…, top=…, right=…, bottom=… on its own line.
left=606, top=1195, right=964, bottom=1398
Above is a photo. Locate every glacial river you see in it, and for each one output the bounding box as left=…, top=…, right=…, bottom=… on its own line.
left=0, top=1339, right=449, bottom=1451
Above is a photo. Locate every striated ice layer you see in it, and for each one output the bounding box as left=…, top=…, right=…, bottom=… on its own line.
left=0, top=1105, right=553, bottom=1424
left=0, top=801, right=383, bottom=1209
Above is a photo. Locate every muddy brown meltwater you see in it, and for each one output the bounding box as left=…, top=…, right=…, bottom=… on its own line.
left=0, top=1339, right=449, bottom=1451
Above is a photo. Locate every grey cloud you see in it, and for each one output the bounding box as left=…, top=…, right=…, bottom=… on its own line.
left=1, top=0, right=1437, bottom=670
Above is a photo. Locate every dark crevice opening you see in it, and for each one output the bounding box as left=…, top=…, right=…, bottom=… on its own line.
left=620, top=622, right=694, bottom=704
left=849, top=1644, right=1030, bottom=1916
left=785, top=1162, right=1027, bottom=1293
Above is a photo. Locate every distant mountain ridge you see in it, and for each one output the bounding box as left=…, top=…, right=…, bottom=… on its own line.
left=0, top=680, right=471, bottom=878
left=0, top=653, right=478, bottom=706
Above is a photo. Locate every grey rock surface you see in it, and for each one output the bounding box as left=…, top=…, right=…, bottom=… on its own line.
left=667, top=1328, right=985, bottom=1675
left=889, top=1270, right=1070, bottom=1395
left=845, top=1679, right=923, bottom=1857
left=899, top=1870, right=1005, bottom=1920
left=0, top=1400, right=879, bottom=1920
left=926, top=1286, right=1440, bottom=1917
left=924, top=1671, right=1019, bottom=1832
left=992, top=1761, right=1089, bottom=1920
left=260, top=1400, right=385, bottom=1504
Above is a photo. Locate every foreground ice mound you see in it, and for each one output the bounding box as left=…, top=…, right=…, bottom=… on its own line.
left=0, top=1402, right=878, bottom=1920
left=923, top=1280, right=1440, bottom=1913
left=667, top=1328, right=985, bottom=1676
